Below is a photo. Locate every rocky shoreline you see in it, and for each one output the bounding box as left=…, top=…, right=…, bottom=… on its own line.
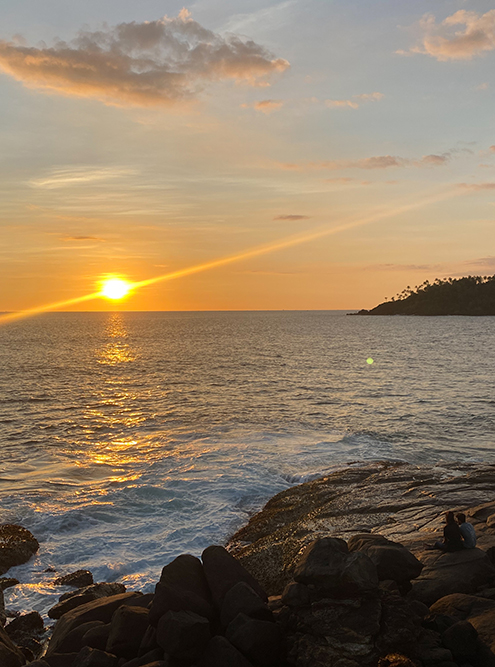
left=3, top=460, right=495, bottom=666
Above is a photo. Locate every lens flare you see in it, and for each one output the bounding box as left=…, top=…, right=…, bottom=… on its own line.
left=100, top=278, right=131, bottom=300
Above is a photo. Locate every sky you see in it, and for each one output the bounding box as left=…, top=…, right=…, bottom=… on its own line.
left=1, top=0, right=495, bottom=311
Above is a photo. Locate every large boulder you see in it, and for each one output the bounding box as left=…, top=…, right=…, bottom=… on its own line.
left=72, top=646, right=118, bottom=667
left=430, top=593, right=495, bottom=654
left=225, top=613, right=285, bottom=667
left=410, top=548, right=495, bottom=606
left=54, top=571, right=94, bottom=589
left=348, top=534, right=423, bottom=585
left=47, top=592, right=143, bottom=656
left=156, top=609, right=210, bottom=662
left=220, top=582, right=272, bottom=629
left=149, top=555, right=213, bottom=626
left=49, top=583, right=127, bottom=619
left=202, top=546, right=267, bottom=610
left=0, top=622, right=26, bottom=667
left=293, top=537, right=379, bottom=597
left=105, top=606, right=149, bottom=659
left=55, top=621, right=105, bottom=655
left=5, top=611, right=44, bottom=658
left=195, top=636, right=253, bottom=667
left=0, top=525, right=38, bottom=575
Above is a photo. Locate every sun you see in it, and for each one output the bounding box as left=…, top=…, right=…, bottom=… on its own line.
left=100, top=278, right=132, bottom=300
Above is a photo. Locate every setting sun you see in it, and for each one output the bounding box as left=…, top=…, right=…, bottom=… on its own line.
left=100, top=278, right=132, bottom=300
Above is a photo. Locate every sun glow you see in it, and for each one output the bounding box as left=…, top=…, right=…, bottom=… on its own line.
left=100, top=278, right=132, bottom=300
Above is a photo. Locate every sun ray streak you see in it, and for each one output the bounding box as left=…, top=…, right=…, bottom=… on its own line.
left=0, top=186, right=463, bottom=326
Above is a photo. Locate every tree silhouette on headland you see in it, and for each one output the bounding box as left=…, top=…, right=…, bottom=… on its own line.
left=356, top=275, right=495, bottom=315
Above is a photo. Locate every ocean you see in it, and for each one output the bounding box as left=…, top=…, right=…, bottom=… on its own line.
left=1, top=310, right=494, bottom=617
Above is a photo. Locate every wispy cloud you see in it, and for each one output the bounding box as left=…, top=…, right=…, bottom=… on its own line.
left=30, top=167, right=137, bottom=189
left=326, top=177, right=371, bottom=185
left=0, top=10, right=289, bottom=107
left=62, top=235, right=105, bottom=241
left=241, top=99, right=284, bottom=113
left=273, top=214, right=310, bottom=220
left=458, top=182, right=495, bottom=191
left=325, top=92, right=383, bottom=110
left=408, top=10, right=495, bottom=61
left=278, top=153, right=449, bottom=171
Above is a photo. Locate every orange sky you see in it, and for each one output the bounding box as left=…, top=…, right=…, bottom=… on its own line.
left=2, top=1, right=495, bottom=313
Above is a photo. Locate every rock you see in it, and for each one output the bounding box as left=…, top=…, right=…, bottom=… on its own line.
left=47, top=592, right=143, bottom=656
left=72, top=646, right=118, bottom=667
left=220, top=582, right=272, bottom=628
left=24, top=661, right=49, bottom=667
left=431, top=593, right=495, bottom=653
left=348, top=534, right=423, bottom=585
left=0, top=525, right=38, bottom=575
left=149, top=555, right=213, bottom=626
left=194, top=635, right=253, bottom=667
left=202, top=546, right=267, bottom=610
left=137, top=625, right=158, bottom=657
left=5, top=611, right=44, bottom=641
left=54, top=571, right=94, bottom=588
left=441, top=620, right=478, bottom=658
left=410, top=548, right=495, bottom=606
left=82, top=623, right=111, bottom=651
left=0, top=622, right=26, bottom=667
left=375, top=593, right=423, bottom=657
left=43, top=654, right=79, bottom=667
left=49, top=583, right=127, bottom=619
left=280, top=582, right=311, bottom=607
left=293, top=537, right=379, bottom=597
left=120, top=648, right=164, bottom=667
left=56, top=621, right=105, bottom=655
left=0, top=578, right=19, bottom=591
left=156, top=610, right=210, bottom=662
left=378, top=656, right=416, bottom=667
left=226, top=613, right=285, bottom=666
left=105, top=606, right=149, bottom=659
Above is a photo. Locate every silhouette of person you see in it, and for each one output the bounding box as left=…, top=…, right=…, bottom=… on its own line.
left=456, top=512, right=477, bottom=549
left=430, top=511, right=464, bottom=552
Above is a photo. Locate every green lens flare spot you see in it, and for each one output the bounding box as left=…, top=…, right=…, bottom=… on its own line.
left=366, top=358, right=374, bottom=365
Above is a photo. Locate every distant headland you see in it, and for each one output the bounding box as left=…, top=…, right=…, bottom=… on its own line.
left=356, top=275, right=495, bottom=316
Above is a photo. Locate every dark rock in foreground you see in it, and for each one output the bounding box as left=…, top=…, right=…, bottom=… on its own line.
left=0, top=525, right=39, bottom=576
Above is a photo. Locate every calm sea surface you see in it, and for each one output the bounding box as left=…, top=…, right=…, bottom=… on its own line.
left=1, top=311, right=494, bottom=616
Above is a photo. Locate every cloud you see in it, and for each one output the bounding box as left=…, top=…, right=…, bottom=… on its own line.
left=30, top=167, right=136, bottom=188
left=326, top=177, right=371, bottom=185
left=476, top=82, right=489, bottom=90
left=411, top=10, right=495, bottom=61
left=241, top=99, right=284, bottom=113
left=490, top=146, right=495, bottom=153
left=458, top=182, right=495, bottom=191
left=0, top=9, right=290, bottom=107
left=325, top=92, right=384, bottom=110
left=278, top=153, right=449, bottom=171
left=273, top=214, right=310, bottom=220
left=63, top=235, right=105, bottom=241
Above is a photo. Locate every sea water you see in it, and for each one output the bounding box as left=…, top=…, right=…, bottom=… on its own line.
left=1, top=311, right=495, bottom=616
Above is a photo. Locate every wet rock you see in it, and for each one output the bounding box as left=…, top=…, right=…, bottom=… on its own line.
left=293, top=537, right=379, bottom=597
left=156, top=609, right=210, bottom=662
left=149, top=555, right=213, bottom=625
left=105, top=605, right=149, bottom=659
left=410, top=548, right=495, bottom=606
left=0, top=622, right=27, bottom=666
left=0, top=578, right=19, bottom=591
left=82, top=623, right=111, bottom=651
left=0, top=524, right=39, bottom=575
left=49, top=583, right=127, bottom=619
left=226, top=613, right=285, bottom=666
left=72, top=646, right=118, bottom=667
left=56, top=621, right=105, bottom=655
left=54, top=571, right=94, bottom=589
left=194, top=635, right=253, bottom=667
left=347, top=534, right=423, bottom=586
left=220, top=582, right=272, bottom=628
left=441, top=620, right=478, bottom=659
left=202, top=546, right=267, bottom=610
left=5, top=611, right=44, bottom=658
left=47, top=592, right=143, bottom=656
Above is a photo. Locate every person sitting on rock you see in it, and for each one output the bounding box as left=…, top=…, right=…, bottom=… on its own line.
left=430, top=511, right=464, bottom=552
left=456, top=512, right=477, bottom=549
